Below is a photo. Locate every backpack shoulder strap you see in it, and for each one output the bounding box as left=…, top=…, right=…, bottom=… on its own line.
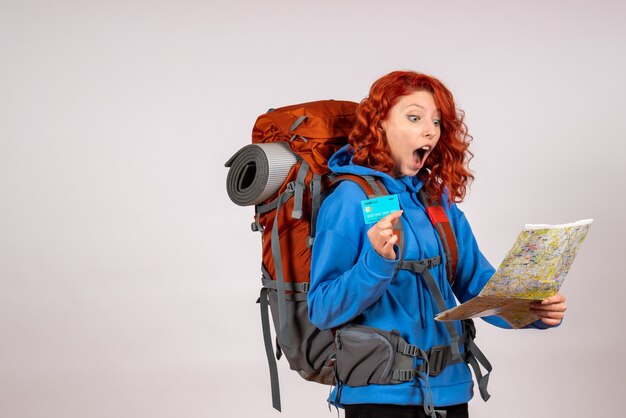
left=332, top=175, right=458, bottom=285
left=332, top=174, right=406, bottom=259
left=417, top=189, right=458, bottom=286
left=332, top=173, right=387, bottom=197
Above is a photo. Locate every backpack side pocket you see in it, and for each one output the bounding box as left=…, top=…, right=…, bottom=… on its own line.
left=334, top=324, right=400, bottom=387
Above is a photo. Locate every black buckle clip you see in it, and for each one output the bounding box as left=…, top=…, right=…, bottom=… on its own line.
left=417, top=255, right=441, bottom=270
left=428, top=345, right=448, bottom=377
left=396, top=369, right=415, bottom=382
left=462, top=319, right=476, bottom=340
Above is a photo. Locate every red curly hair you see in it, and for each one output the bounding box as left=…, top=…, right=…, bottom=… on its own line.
left=349, top=71, right=474, bottom=203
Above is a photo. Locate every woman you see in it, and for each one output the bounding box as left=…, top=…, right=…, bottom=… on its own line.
left=307, top=71, right=566, bottom=418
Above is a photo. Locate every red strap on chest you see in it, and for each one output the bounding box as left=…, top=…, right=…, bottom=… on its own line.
left=426, top=206, right=448, bottom=225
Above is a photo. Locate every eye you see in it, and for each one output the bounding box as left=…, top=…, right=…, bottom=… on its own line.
left=407, top=115, right=421, bottom=122
left=433, top=119, right=441, bottom=127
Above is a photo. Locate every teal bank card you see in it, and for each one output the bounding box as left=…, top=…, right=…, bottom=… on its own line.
left=361, top=194, right=400, bottom=224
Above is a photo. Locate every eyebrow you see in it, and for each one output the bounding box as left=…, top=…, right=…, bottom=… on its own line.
left=406, top=104, right=441, bottom=117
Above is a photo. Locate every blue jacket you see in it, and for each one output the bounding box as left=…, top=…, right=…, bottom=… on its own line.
left=308, top=145, right=542, bottom=407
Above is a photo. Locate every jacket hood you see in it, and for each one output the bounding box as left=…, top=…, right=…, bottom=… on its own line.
left=328, top=145, right=424, bottom=194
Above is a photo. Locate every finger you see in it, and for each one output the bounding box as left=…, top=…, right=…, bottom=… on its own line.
left=368, top=222, right=391, bottom=238
left=375, top=220, right=393, bottom=232
left=530, top=303, right=567, bottom=312
left=541, top=294, right=566, bottom=305
left=384, top=234, right=398, bottom=247
left=531, top=309, right=565, bottom=319
left=531, top=306, right=567, bottom=316
left=381, top=235, right=398, bottom=257
left=379, top=233, right=397, bottom=249
left=389, top=210, right=403, bottom=226
left=375, top=234, right=398, bottom=260
left=379, top=210, right=403, bottom=226
left=375, top=212, right=403, bottom=235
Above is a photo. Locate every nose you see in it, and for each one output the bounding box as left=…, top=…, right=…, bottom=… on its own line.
left=423, top=120, right=437, bottom=140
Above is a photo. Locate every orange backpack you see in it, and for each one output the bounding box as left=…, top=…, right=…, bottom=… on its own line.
left=226, top=100, right=359, bottom=410
left=225, top=100, right=485, bottom=412
left=251, top=100, right=357, bottom=308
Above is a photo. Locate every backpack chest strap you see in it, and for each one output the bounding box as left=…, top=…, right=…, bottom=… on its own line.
left=397, top=256, right=441, bottom=272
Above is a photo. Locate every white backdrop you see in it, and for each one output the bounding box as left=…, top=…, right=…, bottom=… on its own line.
left=1, top=1, right=625, bottom=417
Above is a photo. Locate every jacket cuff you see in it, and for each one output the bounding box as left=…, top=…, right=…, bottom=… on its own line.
left=363, top=247, right=399, bottom=278
left=528, top=317, right=563, bottom=330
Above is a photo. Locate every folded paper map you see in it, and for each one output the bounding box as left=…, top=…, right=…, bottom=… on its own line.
left=436, top=219, right=593, bottom=328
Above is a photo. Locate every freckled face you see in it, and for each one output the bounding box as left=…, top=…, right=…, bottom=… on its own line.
left=381, top=90, right=441, bottom=178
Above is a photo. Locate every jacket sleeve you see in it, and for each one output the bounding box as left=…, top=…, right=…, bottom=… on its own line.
left=307, top=182, right=399, bottom=330
left=449, top=204, right=558, bottom=330
left=446, top=204, right=510, bottom=328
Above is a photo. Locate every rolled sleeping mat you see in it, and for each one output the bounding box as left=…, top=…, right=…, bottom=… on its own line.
left=225, top=142, right=299, bottom=206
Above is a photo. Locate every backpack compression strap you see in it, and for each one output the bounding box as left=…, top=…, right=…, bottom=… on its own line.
left=255, top=178, right=299, bottom=412
left=255, top=161, right=312, bottom=412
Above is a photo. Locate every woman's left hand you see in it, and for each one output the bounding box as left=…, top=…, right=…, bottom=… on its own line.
left=529, top=294, right=567, bottom=327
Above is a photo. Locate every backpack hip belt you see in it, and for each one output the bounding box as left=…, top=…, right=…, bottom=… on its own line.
left=332, top=255, right=492, bottom=401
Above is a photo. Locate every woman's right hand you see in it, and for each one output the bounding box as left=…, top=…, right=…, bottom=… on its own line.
left=367, top=210, right=403, bottom=260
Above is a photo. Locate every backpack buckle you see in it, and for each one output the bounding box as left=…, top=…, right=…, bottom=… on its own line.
left=251, top=214, right=264, bottom=233
left=401, top=343, right=420, bottom=357
left=393, top=369, right=415, bottom=382
left=462, top=319, right=476, bottom=340
left=427, top=345, right=448, bottom=377
left=422, top=255, right=441, bottom=270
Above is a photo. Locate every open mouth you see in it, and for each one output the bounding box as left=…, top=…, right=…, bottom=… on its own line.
left=415, top=145, right=431, bottom=165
